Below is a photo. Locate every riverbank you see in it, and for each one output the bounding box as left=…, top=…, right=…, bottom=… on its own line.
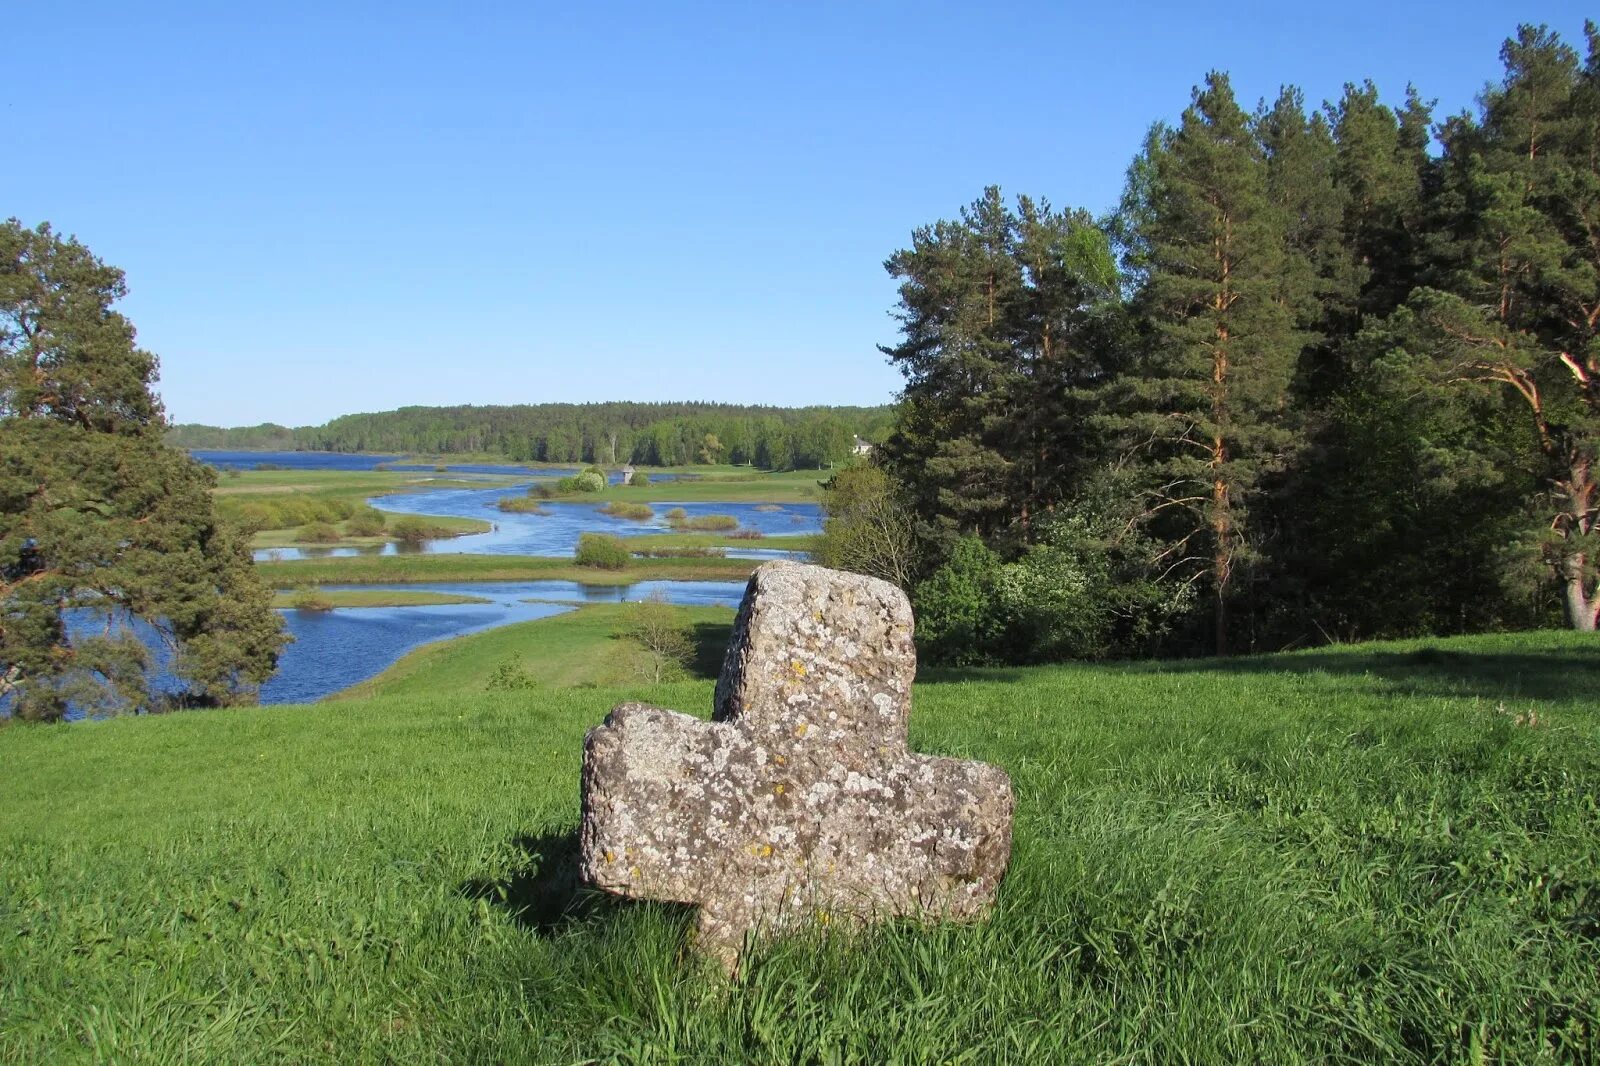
left=332, top=602, right=735, bottom=698
left=257, top=553, right=760, bottom=587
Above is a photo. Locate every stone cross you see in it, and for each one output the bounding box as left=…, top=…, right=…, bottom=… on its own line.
left=579, top=561, right=1014, bottom=971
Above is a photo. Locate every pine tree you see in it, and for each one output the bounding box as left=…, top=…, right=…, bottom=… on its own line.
left=1411, top=25, right=1600, bottom=629
left=1, top=221, right=287, bottom=720
left=1114, top=74, right=1309, bottom=654
left=878, top=188, right=1119, bottom=560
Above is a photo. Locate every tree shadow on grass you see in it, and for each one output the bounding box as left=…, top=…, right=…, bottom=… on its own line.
left=688, top=620, right=734, bottom=679
left=1123, top=644, right=1600, bottom=704
left=459, top=829, right=621, bottom=936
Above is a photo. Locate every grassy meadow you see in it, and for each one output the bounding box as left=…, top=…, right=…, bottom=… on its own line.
left=333, top=604, right=735, bottom=698
left=3, top=630, right=1598, bottom=1062
left=214, top=469, right=511, bottom=550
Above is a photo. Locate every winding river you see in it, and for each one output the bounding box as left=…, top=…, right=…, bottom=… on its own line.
left=193, top=452, right=820, bottom=703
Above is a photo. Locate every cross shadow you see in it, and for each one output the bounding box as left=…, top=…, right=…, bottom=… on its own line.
left=459, top=829, right=621, bottom=935
left=688, top=620, right=735, bottom=679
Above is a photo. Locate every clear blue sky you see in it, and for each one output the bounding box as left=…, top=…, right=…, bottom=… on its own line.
left=13, top=2, right=1593, bottom=427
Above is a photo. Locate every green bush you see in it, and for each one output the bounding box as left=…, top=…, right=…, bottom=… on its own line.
left=299, top=521, right=341, bottom=544
left=345, top=508, right=387, bottom=537
left=485, top=658, right=538, bottom=690
left=575, top=532, right=630, bottom=569
left=680, top=514, right=738, bottom=531
left=631, top=472, right=651, bottom=487
left=388, top=517, right=435, bottom=547
left=574, top=471, right=606, bottom=493
left=600, top=501, right=654, bottom=520
left=497, top=496, right=550, bottom=514
left=664, top=507, right=688, bottom=523
left=289, top=585, right=334, bottom=612
left=913, top=537, right=1008, bottom=666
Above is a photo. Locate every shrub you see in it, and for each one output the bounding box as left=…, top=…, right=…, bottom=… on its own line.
left=497, top=496, right=549, bottom=514
left=600, top=501, right=654, bottom=520
left=631, top=472, right=651, bottom=487
left=485, top=658, right=538, bottom=690
left=290, top=585, right=334, bottom=612
left=433, top=463, right=449, bottom=472
left=231, top=503, right=275, bottom=535
left=573, top=470, right=606, bottom=493
left=388, top=517, right=435, bottom=547
left=913, top=537, right=1009, bottom=666
left=664, top=507, right=688, bottom=524
left=300, top=521, right=341, bottom=544
left=621, top=593, right=694, bottom=682
left=681, top=514, right=738, bottom=532
left=727, top=528, right=765, bottom=540
left=345, top=507, right=387, bottom=537
left=529, top=483, right=556, bottom=499
left=575, top=532, right=629, bottom=569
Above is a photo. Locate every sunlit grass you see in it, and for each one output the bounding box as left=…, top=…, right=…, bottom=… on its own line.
left=3, top=631, right=1596, bottom=1061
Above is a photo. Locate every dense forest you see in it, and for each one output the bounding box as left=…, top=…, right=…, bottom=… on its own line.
left=168, top=402, right=893, bottom=469
left=829, top=23, right=1600, bottom=660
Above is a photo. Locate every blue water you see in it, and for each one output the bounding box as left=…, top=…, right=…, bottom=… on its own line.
left=265, top=579, right=750, bottom=703
left=185, top=449, right=817, bottom=705
left=253, top=489, right=821, bottom=561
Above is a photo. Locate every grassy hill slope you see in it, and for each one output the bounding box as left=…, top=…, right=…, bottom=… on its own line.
left=3, top=632, right=1597, bottom=1062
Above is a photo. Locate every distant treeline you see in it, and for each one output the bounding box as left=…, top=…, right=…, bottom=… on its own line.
left=167, top=402, right=893, bottom=469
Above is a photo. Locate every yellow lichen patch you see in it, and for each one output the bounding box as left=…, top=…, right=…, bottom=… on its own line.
left=628, top=865, right=641, bottom=879
left=604, top=850, right=616, bottom=864
left=794, top=722, right=809, bottom=738
left=773, top=783, right=786, bottom=796
left=773, top=754, right=787, bottom=766
left=747, top=843, right=774, bottom=858
left=789, top=659, right=807, bottom=677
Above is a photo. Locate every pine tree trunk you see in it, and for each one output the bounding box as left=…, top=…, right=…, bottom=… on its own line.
left=1213, top=473, right=1231, bottom=656
left=1564, top=562, right=1597, bottom=631
left=1559, top=451, right=1598, bottom=631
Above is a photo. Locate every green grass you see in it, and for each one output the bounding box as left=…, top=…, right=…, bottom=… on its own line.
left=269, top=589, right=492, bottom=609
left=336, top=604, right=734, bottom=698
left=216, top=469, right=514, bottom=547
left=570, top=468, right=826, bottom=504
left=626, top=532, right=821, bottom=554
left=214, top=468, right=522, bottom=494
left=250, top=513, right=491, bottom=550
left=3, top=631, right=1597, bottom=1062
left=255, top=553, right=759, bottom=588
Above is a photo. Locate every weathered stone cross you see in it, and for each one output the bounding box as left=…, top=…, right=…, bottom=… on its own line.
left=580, top=561, right=1014, bottom=970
